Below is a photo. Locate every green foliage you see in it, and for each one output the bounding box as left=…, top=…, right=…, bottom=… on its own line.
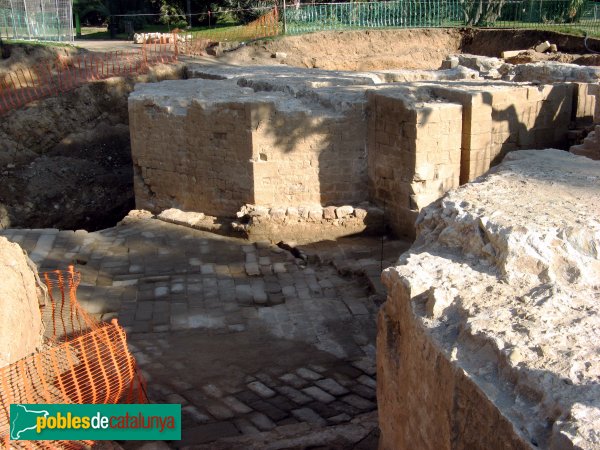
left=123, top=11, right=148, bottom=30
left=158, top=1, right=187, bottom=27
left=461, top=0, right=506, bottom=26
left=73, top=0, right=110, bottom=18
left=518, top=0, right=585, bottom=24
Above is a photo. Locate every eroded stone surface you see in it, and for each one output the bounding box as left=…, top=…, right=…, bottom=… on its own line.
left=571, top=124, right=600, bottom=160
left=378, top=150, right=600, bottom=449
left=0, top=236, right=44, bottom=368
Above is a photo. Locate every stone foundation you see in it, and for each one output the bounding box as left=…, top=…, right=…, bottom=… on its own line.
left=129, top=64, right=597, bottom=239
left=377, top=150, right=600, bottom=449
left=233, top=203, right=384, bottom=244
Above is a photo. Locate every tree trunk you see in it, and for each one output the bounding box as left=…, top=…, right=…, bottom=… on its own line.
left=0, top=38, right=10, bottom=59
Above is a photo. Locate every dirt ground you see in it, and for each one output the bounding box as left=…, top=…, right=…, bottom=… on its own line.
left=220, top=28, right=600, bottom=70
left=220, top=28, right=463, bottom=70
left=0, top=65, right=184, bottom=231
left=0, top=42, right=81, bottom=75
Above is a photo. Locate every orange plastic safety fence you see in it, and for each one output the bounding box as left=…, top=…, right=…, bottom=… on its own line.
left=179, top=8, right=280, bottom=56
left=141, top=32, right=180, bottom=65
left=0, top=267, right=147, bottom=450
left=0, top=40, right=178, bottom=116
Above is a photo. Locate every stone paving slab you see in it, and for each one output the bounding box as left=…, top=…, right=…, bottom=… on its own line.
left=0, top=216, right=400, bottom=448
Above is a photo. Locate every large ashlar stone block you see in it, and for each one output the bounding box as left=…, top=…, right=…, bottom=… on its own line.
left=430, top=83, right=574, bottom=184
left=574, top=83, right=600, bottom=125
left=378, top=150, right=600, bottom=449
left=0, top=237, right=44, bottom=368
left=367, top=88, right=463, bottom=238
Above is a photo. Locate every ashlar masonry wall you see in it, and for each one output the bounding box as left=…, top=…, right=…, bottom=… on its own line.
left=129, top=71, right=585, bottom=239
left=129, top=79, right=369, bottom=218
left=250, top=94, right=368, bottom=207
left=367, top=89, right=462, bottom=237
left=129, top=81, right=255, bottom=217
left=432, top=83, right=574, bottom=183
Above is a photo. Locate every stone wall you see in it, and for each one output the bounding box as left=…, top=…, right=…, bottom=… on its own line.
left=0, top=237, right=44, bottom=368
left=129, top=81, right=255, bottom=217
left=574, top=82, right=599, bottom=125
left=250, top=97, right=368, bottom=207
left=129, top=65, right=588, bottom=239
left=377, top=282, right=533, bottom=450
left=129, top=78, right=369, bottom=218
left=367, top=89, right=462, bottom=237
left=378, top=150, right=600, bottom=449
left=432, top=83, right=573, bottom=183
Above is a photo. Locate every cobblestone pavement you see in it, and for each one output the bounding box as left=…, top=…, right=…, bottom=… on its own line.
left=0, top=215, right=410, bottom=448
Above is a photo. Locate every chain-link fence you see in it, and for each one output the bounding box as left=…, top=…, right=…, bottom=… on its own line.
left=283, top=0, right=600, bottom=35
left=0, top=0, right=73, bottom=42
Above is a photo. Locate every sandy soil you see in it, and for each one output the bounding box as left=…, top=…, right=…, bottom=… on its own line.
left=218, top=28, right=600, bottom=70
left=220, top=28, right=463, bottom=70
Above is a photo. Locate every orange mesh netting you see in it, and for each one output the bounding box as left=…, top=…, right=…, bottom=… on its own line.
left=178, top=8, right=280, bottom=56
left=0, top=39, right=178, bottom=116
left=0, top=267, right=147, bottom=450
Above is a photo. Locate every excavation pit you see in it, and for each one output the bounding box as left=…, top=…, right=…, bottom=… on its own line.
left=129, top=56, right=598, bottom=240
left=0, top=27, right=600, bottom=449
left=2, top=28, right=600, bottom=233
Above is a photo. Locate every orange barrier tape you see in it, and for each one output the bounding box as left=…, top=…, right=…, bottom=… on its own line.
left=0, top=41, right=178, bottom=116
left=0, top=267, right=147, bottom=450
left=178, top=8, right=280, bottom=56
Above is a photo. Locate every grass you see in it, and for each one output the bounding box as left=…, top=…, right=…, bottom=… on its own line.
left=3, top=38, right=74, bottom=48
left=77, top=26, right=127, bottom=40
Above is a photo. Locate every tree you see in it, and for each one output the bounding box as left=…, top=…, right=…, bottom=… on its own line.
left=461, top=0, right=505, bottom=26
left=218, top=0, right=274, bottom=24
left=0, top=37, right=10, bottom=59
left=73, top=0, right=110, bottom=36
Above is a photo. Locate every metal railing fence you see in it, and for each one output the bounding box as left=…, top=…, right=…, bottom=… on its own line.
left=282, top=0, right=600, bottom=34
left=0, top=0, right=72, bottom=42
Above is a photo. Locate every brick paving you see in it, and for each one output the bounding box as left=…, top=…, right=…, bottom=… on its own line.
left=0, top=215, right=409, bottom=448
